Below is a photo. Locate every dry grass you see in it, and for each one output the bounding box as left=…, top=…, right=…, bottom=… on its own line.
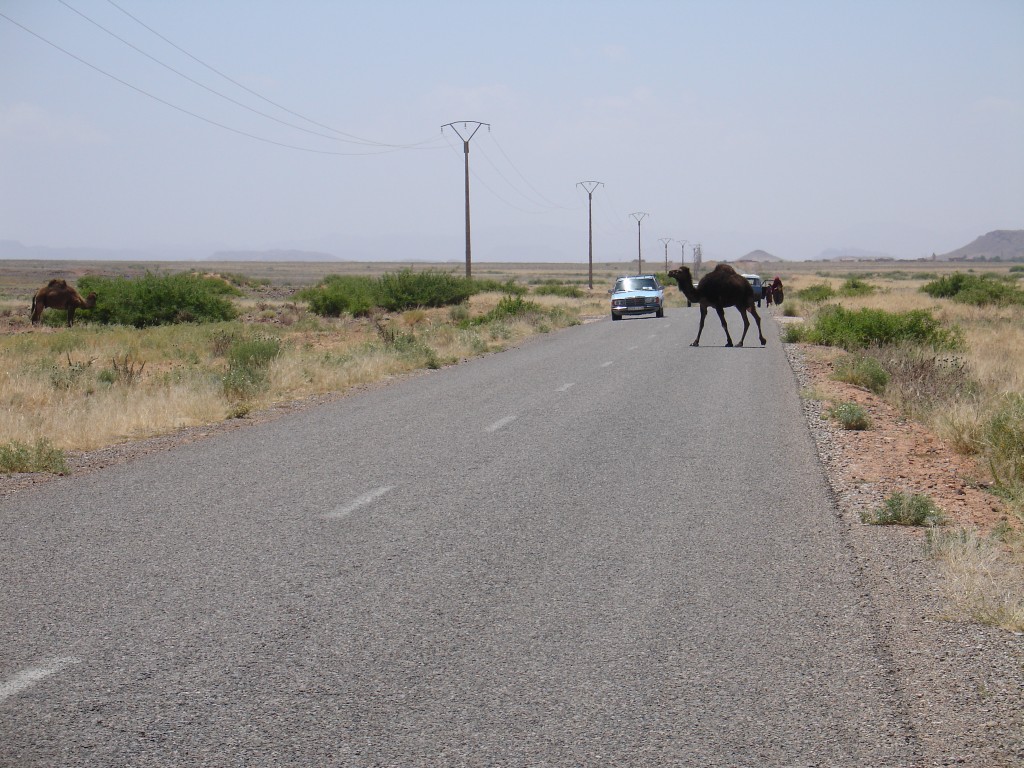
left=0, top=286, right=590, bottom=453
left=928, top=528, right=1024, bottom=632
left=780, top=263, right=1024, bottom=630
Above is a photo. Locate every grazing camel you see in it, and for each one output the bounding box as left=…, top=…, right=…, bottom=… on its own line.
left=31, top=279, right=97, bottom=327
left=668, top=264, right=766, bottom=347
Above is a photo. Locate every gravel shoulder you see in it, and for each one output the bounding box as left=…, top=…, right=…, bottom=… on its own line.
left=786, top=340, right=1023, bottom=767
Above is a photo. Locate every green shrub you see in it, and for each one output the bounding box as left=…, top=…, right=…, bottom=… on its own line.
left=485, top=294, right=541, bottom=321
left=838, top=277, right=876, bottom=297
left=781, top=323, right=807, bottom=343
left=832, top=353, right=889, bottom=393
left=77, top=273, right=240, bottom=327
left=471, top=278, right=527, bottom=295
left=299, top=270, right=481, bottom=317
left=534, top=283, right=584, bottom=298
left=826, top=401, right=871, bottom=430
left=796, top=283, right=836, bottom=302
left=0, top=439, right=69, bottom=475
left=376, top=270, right=476, bottom=310
left=296, top=275, right=378, bottom=317
left=222, top=335, right=281, bottom=401
left=806, top=306, right=958, bottom=350
left=862, top=492, right=945, bottom=526
left=921, top=272, right=1024, bottom=306
left=983, top=394, right=1024, bottom=490
left=227, top=335, right=281, bottom=369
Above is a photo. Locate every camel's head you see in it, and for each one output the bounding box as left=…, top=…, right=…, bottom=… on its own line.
left=85, top=292, right=97, bottom=308
left=667, top=268, right=697, bottom=298
left=667, top=267, right=690, bottom=284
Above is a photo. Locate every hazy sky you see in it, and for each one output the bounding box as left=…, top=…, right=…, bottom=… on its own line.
left=2, top=0, right=1022, bottom=263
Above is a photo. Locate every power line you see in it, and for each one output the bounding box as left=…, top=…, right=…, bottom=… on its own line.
left=441, top=133, right=553, bottom=215
left=488, top=133, right=573, bottom=210
left=105, top=0, right=439, bottom=149
left=0, top=10, right=418, bottom=156
left=59, top=0, right=369, bottom=146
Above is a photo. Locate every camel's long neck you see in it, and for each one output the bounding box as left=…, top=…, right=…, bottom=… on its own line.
left=675, top=271, right=699, bottom=302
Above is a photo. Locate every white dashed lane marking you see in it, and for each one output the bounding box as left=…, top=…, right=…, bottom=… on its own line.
left=555, top=383, right=575, bottom=392
left=485, top=415, right=518, bottom=433
left=600, top=361, right=614, bottom=368
left=0, top=657, right=82, bottom=704
left=327, top=486, right=394, bottom=520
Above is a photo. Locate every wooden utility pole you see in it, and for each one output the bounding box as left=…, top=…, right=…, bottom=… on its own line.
left=630, top=212, right=648, bottom=273
left=577, top=181, right=603, bottom=289
left=442, top=121, right=489, bottom=278
left=659, top=237, right=673, bottom=273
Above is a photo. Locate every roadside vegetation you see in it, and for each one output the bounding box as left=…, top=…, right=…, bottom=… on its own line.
left=1, top=269, right=611, bottom=457
left=782, top=266, right=1024, bottom=630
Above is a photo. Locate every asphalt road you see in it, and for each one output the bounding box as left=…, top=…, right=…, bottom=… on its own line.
left=1, top=308, right=920, bottom=766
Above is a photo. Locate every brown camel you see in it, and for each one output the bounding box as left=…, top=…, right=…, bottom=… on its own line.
left=31, top=279, right=97, bottom=327
left=668, top=264, right=766, bottom=347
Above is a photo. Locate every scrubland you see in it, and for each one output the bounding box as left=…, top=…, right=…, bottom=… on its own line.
left=781, top=264, right=1024, bottom=630
left=2, top=258, right=1022, bottom=628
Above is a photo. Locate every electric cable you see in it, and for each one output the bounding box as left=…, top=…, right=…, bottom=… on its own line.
left=59, top=0, right=376, bottom=146
left=0, top=10, right=427, bottom=156
left=105, top=0, right=440, bottom=149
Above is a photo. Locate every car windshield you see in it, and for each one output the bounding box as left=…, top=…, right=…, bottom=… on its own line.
left=615, top=278, right=658, bottom=292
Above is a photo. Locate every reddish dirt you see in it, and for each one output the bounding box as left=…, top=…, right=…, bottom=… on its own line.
left=792, top=342, right=1012, bottom=533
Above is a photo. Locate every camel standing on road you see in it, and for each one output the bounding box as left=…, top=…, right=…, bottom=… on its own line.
left=31, top=279, right=97, bottom=327
left=668, top=264, right=765, bottom=347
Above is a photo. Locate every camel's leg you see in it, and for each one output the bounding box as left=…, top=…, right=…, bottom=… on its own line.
left=66, top=307, right=75, bottom=327
left=31, top=298, right=42, bottom=325
left=692, top=305, right=708, bottom=346
left=750, top=305, right=765, bottom=346
left=736, top=308, right=751, bottom=347
left=715, top=307, right=733, bottom=347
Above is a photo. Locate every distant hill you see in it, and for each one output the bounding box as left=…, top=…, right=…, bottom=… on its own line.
left=739, top=249, right=783, bottom=262
left=938, top=230, right=1024, bottom=261
left=207, top=249, right=342, bottom=262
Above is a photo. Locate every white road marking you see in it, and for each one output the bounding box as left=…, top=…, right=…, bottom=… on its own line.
left=556, top=382, right=575, bottom=392
left=485, top=415, right=517, bottom=433
left=600, top=361, right=614, bottom=368
left=327, top=486, right=394, bottom=520
left=0, top=657, right=82, bottom=704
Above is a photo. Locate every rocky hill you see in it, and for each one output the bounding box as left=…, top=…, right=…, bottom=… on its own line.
left=740, top=249, right=783, bottom=262
left=939, top=230, right=1024, bottom=261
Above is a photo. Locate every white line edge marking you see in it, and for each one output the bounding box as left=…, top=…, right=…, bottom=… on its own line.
left=327, top=486, right=394, bottom=520
left=0, top=657, right=82, bottom=704
left=556, top=382, right=575, bottom=392
left=485, top=415, right=517, bottom=433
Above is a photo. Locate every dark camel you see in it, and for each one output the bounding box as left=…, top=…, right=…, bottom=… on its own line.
left=668, top=264, right=766, bottom=347
left=31, top=279, right=97, bottom=327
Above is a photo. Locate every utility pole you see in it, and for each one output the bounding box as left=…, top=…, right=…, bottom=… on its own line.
left=659, top=237, right=673, bottom=273
left=577, top=181, right=603, bottom=290
left=678, top=240, right=689, bottom=268
left=693, top=242, right=703, bottom=280
left=442, top=121, right=489, bottom=279
left=630, top=212, right=648, bottom=273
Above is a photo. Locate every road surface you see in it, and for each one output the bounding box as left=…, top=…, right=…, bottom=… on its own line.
left=1, top=309, right=920, bottom=766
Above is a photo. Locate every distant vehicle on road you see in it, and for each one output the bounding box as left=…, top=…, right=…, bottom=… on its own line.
left=610, top=274, right=665, bottom=320
left=742, top=274, right=764, bottom=306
